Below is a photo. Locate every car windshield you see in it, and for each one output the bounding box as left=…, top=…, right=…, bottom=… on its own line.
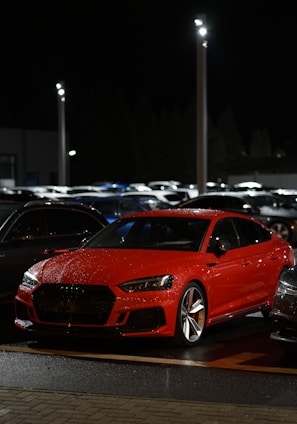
left=85, top=217, right=210, bottom=251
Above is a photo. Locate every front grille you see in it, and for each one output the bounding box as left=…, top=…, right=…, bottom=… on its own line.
left=33, top=284, right=116, bottom=325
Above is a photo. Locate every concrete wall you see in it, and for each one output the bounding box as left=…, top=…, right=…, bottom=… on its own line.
left=228, top=173, right=297, bottom=189
left=0, top=128, right=58, bottom=186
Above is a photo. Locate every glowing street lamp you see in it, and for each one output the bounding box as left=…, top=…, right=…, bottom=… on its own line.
left=194, top=15, right=208, bottom=194
left=56, top=81, right=66, bottom=185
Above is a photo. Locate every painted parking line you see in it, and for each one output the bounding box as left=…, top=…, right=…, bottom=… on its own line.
left=1, top=344, right=297, bottom=375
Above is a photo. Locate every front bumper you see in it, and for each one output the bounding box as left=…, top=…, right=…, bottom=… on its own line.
left=270, top=309, right=297, bottom=344
left=14, top=282, right=173, bottom=339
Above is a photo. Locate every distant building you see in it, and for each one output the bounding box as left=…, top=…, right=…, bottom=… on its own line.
left=0, top=128, right=59, bottom=187
left=225, top=156, right=297, bottom=189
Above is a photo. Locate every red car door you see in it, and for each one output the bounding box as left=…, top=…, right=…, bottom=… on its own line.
left=203, top=217, right=281, bottom=324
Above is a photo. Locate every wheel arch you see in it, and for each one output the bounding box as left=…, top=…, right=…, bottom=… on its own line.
left=187, top=279, right=208, bottom=319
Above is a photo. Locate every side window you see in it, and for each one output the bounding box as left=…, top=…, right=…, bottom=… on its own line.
left=207, top=218, right=239, bottom=252
left=234, top=217, right=271, bottom=247
left=229, top=198, right=245, bottom=211
left=93, top=201, right=118, bottom=218
left=120, top=200, right=144, bottom=215
left=211, top=198, right=228, bottom=209
left=45, top=209, right=101, bottom=236
left=73, top=211, right=104, bottom=233
left=189, top=199, right=211, bottom=208
left=5, top=210, right=47, bottom=240
left=45, top=209, right=79, bottom=235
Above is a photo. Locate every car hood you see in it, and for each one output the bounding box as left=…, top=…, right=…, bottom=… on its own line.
left=29, top=248, right=203, bottom=286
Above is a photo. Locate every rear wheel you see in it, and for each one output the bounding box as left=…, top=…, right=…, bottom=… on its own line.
left=173, top=282, right=206, bottom=347
left=269, top=221, right=291, bottom=242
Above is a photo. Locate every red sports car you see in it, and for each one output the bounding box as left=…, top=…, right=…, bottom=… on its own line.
left=14, top=209, right=295, bottom=347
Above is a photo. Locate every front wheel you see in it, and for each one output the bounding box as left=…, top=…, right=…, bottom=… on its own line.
left=173, top=282, right=206, bottom=347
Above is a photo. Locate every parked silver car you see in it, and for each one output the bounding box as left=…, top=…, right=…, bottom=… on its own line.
left=270, top=266, right=297, bottom=346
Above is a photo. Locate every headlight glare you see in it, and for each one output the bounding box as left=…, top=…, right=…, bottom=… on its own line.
left=119, top=275, right=173, bottom=292
left=21, top=271, right=39, bottom=289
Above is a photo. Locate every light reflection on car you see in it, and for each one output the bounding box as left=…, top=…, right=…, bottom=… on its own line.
left=14, top=208, right=295, bottom=347
left=270, top=266, right=297, bottom=346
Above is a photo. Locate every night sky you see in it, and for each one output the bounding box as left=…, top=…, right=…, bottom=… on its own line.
left=1, top=1, right=297, bottom=158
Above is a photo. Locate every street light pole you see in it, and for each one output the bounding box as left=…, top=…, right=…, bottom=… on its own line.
left=194, top=16, right=208, bottom=194
left=56, top=81, right=66, bottom=186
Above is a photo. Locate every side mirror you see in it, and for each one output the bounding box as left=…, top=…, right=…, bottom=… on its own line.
left=210, top=239, right=231, bottom=258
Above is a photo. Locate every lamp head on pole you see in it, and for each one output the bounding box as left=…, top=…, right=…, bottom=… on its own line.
left=194, top=17, right=208, bottom=48
left=56, top=81, right=66, bottom=102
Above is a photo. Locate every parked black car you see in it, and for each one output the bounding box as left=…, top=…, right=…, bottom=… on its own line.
left=71, top=195, right=149, bottom=223
left=0, top=200, right=108, bottom=303
left=178, top=191, right=297, bottom=244
left=270, top=266, right=297, bottom=346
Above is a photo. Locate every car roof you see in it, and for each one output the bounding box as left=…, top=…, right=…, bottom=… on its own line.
left=0, top=199, right=90, bottom=208
left=122, top=189, right=180, bottom=196
left=196, top=190, right=270, bottom=197
left=177, top=192, right=249, bottom=206
left=187, top=190, right=281, bottom=200
left=74, top=195, right=144, bottom=203
left=210, top=191, right=294, bottom=202
left=0, top=199, right=109, bottom=224
left=272, top=188, right=297, bottom=195
left=120, top=207, right=257, bottom=220
left=0, top=200, right=26, bottom=212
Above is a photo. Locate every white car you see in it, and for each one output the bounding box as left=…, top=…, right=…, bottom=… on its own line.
left=122, top=190, right=186, bottom=206
left=147, top=180, right=181, bottom=190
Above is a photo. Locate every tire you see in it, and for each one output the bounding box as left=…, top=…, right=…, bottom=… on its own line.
left=261, top=309, right=271, bottom=319
left=269, top=221, right=291, bottom=242
left=173, top=282, right=206, bottom=347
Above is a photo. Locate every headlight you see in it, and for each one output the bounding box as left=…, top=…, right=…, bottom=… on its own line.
left=119, top=275, right=173, bottom=292
left=21, top=271, right=39, bottom=289
left=276, top=279, right=297, bottom=297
